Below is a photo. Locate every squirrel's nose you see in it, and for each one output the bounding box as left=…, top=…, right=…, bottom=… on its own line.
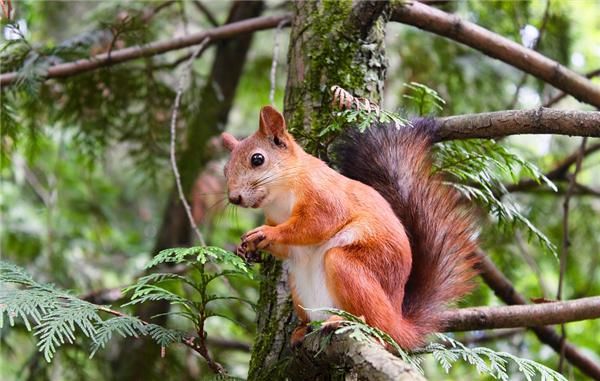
left=229, top=194, right=242, bottom=205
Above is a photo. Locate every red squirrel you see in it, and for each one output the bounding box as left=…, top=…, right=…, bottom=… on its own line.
left=221, top=105, right=478, bottom=349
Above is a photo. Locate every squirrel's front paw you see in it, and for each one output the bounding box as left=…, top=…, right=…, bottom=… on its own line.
left=241, top=225, right=274, bottom=250
left=237, top=226, right=275, bottom=263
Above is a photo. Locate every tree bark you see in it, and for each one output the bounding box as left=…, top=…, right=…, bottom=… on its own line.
left=288, top=332, right=427, bottom=381
left=433, top=108, right=600, bottom=141
left=248, top=2, right=421, bottom=380
left=111, top=2, right=265, bottom=379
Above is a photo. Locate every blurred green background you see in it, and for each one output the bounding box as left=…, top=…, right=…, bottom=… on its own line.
left=1, top=0, right=599, bottom=380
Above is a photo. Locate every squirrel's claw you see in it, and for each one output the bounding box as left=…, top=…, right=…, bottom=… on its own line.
left=235, top=242, right=261, bottom=264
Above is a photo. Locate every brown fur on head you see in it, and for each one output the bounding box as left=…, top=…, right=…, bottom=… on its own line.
left=222, top=106, right=298, bottom=208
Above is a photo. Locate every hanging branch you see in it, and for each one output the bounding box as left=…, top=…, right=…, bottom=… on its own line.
left=391, top=1, right=600, bottom=108
left=168, top=38, right=211, bottom=246
left=0, top=14, right=291, bottom=87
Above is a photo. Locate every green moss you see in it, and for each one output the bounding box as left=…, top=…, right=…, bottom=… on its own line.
left=286, top=0, right=386, bottom=156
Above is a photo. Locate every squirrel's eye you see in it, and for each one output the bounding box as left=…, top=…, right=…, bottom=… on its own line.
left=251, top=153, right=265, bottom=167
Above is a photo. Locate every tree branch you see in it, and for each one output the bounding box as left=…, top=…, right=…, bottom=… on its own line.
left=442, top=296, right=600, bottom=331
left=433, top=108, right=600, bottom=141
left=391, top=2, right=600, bottom=108
left=290, top=332, right=426, bottom=381
left=476, top=251, right=600, bottom=380
left=0, top=13, right=291, bottom=87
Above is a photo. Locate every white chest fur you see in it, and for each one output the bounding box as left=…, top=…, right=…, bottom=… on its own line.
left=288, top=244, right=334, bottom=321
left=288, top=228, right=356, bottom=321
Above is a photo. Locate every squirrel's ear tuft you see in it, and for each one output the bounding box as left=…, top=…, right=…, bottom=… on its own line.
left=221, top=132, right=239, bottom=151
left=259, top=106, right=287, bottom=145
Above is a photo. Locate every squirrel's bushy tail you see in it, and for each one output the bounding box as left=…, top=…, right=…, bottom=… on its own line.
left=333, top=119, right=479, bottom=337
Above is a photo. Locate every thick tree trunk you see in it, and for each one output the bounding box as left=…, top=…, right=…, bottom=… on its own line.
left=111, top=2, right=264, bottom=379
left=248, top=2, right=421, bottom=380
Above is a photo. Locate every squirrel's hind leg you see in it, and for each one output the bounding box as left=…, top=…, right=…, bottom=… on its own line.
left=323, top=247, right=422, bottom=349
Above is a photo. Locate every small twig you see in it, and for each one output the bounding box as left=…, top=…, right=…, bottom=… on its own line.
left=192, top=0, right=219, bottom=27
left=169, top=38, right=211, bottom=246
left=557, top=137, right=588, bottom=373
left=268, top=19, right=287, bottom=105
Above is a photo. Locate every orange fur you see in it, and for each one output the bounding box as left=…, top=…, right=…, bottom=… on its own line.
left=223, top=106, right=478, bottom=350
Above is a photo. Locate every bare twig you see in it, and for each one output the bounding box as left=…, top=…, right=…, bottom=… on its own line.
left=391, top=2, right=600, bottom=108
left=269, top=19, right=288, bottom=105
left=192, top=0, right=219, bottom=27
left=0, top=14, right=291, bottom=86
left=169, top=38, right=211, bottom=246
left=556, top=137, right=588, bottom=372
left=574, top=181, right=600, bottom=197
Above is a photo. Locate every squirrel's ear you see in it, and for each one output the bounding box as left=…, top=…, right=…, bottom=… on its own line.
left=259, top=106, right=288, bottom=147
left=221, top=132, right=239, bottom=151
